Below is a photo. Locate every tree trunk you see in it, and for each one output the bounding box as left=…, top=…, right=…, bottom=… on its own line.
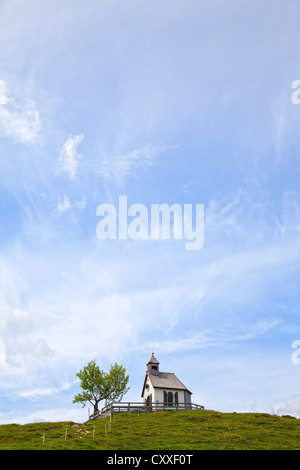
left=94, top=402, right=99, bottom=416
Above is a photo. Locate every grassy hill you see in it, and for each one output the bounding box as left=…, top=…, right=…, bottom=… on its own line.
left=0, top=409, right=299, bottom=450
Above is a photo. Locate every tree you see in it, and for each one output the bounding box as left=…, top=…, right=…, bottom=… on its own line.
left=72, top=360, right=130, bottom=416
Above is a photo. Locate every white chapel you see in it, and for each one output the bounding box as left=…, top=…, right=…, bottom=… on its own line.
left=141, top=352, right=192, bottom=408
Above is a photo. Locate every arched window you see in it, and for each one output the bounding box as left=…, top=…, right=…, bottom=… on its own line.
left=167, top=391, right=173, bottom=407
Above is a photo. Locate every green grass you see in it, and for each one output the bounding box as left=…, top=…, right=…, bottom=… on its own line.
left=0, top=410, right=299, bottom=450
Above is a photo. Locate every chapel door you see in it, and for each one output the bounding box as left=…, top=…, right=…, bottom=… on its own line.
left=146, top=394, right=152, bottom=409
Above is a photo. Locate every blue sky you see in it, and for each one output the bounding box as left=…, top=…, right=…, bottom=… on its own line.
left=0, top=0, right=300, bottom=423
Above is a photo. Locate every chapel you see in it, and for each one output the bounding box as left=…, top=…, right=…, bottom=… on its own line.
left=141, top=352, right=192, bottom=408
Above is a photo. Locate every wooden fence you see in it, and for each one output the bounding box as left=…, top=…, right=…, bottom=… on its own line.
left=89, top=401, right=204, bottom=420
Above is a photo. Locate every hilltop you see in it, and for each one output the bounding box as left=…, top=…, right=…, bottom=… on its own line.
left=0, top=409, right=299, bottom=451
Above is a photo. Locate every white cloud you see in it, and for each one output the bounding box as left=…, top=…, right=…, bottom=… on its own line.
left=6, top=338, right=55, bottom=369
left=0, top=406, right=87, bottom=425
left=148, top=332, right=217, bottom=355
left=234, top=318, right=282, bottom=341
left=54, top=195, right=86, bottom=215
left=16, top=378, right=74, bottom=400
left=0, top=79, right=41, bottom=144
left=56, top=134, right=84, bottom=179
left=56, top=195, right=71, bottom=215
left=99, top=145, right=162, bottom=180
left=275, top=394, right=300, bottom=418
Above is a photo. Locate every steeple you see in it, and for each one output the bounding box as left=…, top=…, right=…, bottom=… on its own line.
left=147, top=350, right=160, bottom=376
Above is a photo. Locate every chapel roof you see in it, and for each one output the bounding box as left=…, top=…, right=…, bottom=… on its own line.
left=141, top=370, right=192, bottom=397
left=148, top=371, right=191, bottom=393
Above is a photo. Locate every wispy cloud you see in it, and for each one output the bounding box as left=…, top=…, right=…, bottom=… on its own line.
left=234, top=318, right=282, bottom=341
left=148, top=331, right=217, bottom=355
left=56, top=134, right=84, bottom=179
left=0, top=79, right=41, bottom=144
left=55, top=195, right=71, bottom=215
left=54, top=195, right=86, bottom=216
left=139, top=317, right=282, bottom=358
left=89, top=144, right=167, bottom=181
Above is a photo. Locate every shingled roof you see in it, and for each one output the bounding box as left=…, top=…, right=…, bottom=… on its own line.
left=150, top=372, right=191, bottom=392
left=141, top=371, right=192, bottom=396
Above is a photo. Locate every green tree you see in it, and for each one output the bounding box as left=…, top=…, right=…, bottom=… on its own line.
left=73, top=360, right=129, bottom=417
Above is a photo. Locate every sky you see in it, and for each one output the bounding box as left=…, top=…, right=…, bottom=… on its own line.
left=0, top=0, right=300, bottom=424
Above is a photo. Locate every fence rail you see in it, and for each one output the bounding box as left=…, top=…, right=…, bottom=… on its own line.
left=89, top=401, right=204, bottom=420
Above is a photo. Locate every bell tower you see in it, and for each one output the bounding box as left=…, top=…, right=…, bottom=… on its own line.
left=147, top=350, right=160, bottom=376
